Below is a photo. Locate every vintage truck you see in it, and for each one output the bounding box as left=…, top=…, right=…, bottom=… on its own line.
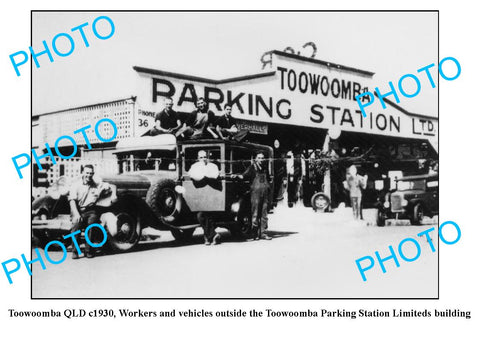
left=375, top=173, right=439, bottom=226
left=32, top=135, right=274, bottom=251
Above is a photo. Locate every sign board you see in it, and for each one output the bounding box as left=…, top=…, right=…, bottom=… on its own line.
left=134, top=53, right=437, bottom=143
left=236, top=119, right=268, bottom=135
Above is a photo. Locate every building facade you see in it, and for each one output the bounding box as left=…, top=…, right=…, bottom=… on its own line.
left=32, top=51, right=438, bottom=206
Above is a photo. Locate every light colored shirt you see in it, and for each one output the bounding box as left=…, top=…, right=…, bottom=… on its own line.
left=189, top=161, right=219, bottom=181
left=68, top=179, right=111, bottom=210
left=346, top=174, right=367, bottom=198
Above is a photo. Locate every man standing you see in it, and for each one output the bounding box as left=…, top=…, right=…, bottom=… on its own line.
left=215, top=103, right=248, bottom=142
left=286, top=151, right=302, bottom=208
left=143, top=97, right=183, bottom=137
left=69, top=164, right=116, bottom=258
left=189, top=150, right=221, bottom=245
left=344, top=165, right=368, bottom=220
left=184, top=97, right=218, bottom=139
left=235, top=151, right=272, bottom=240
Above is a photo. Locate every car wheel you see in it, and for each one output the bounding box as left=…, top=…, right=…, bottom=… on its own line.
left=33, top=229, right=72, bottom=250
left=146, top=179, right=182, bottom=224
left=235, top=212, right=252, bottom=238
left=170, top=228, right=195, bottom=241
left=32, top=230, right=49, bottom=249
left=311, top=192, right=330, bottom=212
left=230, top=200, right=252, bottom=239
left=376, top=208, right=386, bottom=227
left=105, top=211, right=142, bottom=252
left=411, top=203, right=424, bottom=225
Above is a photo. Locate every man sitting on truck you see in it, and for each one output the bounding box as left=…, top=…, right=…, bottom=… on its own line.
left=215, top=103, right=248, bottom=142
left=183, top=98, right=218, bottom=140
left=142, top=97, right=183, bottom=137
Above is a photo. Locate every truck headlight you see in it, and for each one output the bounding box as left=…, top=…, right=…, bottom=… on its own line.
left=231, top=202, right=240, bottom=213
left=383, top=201, right=390, bottom=208
left=401, top=198, right=408, bottom=206
left=175, top=186, right=186, bottom=194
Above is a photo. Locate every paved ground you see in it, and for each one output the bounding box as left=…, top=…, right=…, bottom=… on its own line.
left=32, top=202, right=438, bottom=298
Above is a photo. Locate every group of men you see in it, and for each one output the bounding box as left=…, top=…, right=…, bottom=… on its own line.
left=67, top=152, right=272, bottom=259
left=143, top=97, right=247, bottom=142
left=67, top=103, right=271, bottom=258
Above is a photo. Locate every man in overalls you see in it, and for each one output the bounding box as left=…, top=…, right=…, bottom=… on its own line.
left=236, top=151, right=272, bottom=240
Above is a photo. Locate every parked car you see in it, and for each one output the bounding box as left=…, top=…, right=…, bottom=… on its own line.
left=32, top=135, right=274, bottom=251
left=376, top=173, right=438, bottom=226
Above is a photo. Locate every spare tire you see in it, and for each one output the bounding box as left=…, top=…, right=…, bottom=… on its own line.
left=146, top=179, right=194, bottom=241
left=146, top=179, right=182, bottom=224
left=311, top=192, right=331, bottom=212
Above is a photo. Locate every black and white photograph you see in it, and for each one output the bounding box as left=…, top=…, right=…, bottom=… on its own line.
left=29, top=11, right=440, bottom=298
left=3, top=1, right=480, bottom=339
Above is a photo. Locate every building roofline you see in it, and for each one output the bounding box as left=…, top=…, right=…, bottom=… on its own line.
left=133, top=66, right=276, bottom=85
left=380, top=95, right=438, bottom=121
left=33, top=96, right=137, bottom=117
left=271, top=50, right=375, bottom=77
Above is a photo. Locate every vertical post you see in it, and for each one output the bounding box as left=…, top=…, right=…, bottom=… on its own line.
left=322, top=133, right=331, bottom=199
left=129, top=154, right=134, bottom=172
left=131, top=99, right=136, bottom=138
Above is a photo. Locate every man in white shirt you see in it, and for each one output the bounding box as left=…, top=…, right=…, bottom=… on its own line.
left=69, top=164, right=116, bottom=259
left=189, top=150, right=221, bottom=245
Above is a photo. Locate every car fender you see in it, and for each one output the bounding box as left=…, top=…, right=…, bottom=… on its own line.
left=406, top=198, right=426, bottom=212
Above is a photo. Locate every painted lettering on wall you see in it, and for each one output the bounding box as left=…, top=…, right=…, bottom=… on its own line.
left=277, top=67, right=370, bottom=102
left=148, top=77, right=437, bottom=140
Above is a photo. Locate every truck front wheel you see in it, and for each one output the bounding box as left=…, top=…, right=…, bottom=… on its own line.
left=410, top=203, right=424, bottom=225
left=103, top=211, right=142, bottom=252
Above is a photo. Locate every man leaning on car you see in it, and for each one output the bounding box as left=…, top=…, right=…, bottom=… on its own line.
left=68, top=164, right=116, bottom=259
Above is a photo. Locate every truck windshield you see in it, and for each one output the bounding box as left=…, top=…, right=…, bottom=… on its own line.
left=228, top=147, right=252, bottom=174
left=397, top=179, right=425, bottom=191
left=117, top=150, right=176, bottom=173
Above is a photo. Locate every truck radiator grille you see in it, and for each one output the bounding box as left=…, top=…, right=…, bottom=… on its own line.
left=391, top=195, right=403, bottom=212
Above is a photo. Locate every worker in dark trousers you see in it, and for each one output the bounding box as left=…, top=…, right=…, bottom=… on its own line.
left=286, top=151, right=301, bottom=208
left=234, top=151, right=272, bottom=240
left=273, top=151, right=287, bottom=206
